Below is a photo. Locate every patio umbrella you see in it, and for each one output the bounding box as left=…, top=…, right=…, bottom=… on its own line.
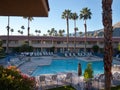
left=78, top=63, right=82, bottom=76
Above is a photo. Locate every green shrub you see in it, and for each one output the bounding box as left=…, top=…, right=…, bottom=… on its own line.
left=12, top=47, right=20, bottom=53
left=0, top=46, right=5, bottom=58
left=92, top=45, right=99, bottom=53
left=50, top=46, right=55, bottom=52
left=20, top=44, right=33, bottom=52
left=118, top=43, right=120, bottom=51
left=84, top=63, right=94, bottom=80
left=12, top=44, right=33, bottom=53
left=0, top=66, right=36, bottom=90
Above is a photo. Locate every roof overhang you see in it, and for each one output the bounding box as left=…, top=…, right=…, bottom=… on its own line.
left=0, top=0, right=50, bottom=17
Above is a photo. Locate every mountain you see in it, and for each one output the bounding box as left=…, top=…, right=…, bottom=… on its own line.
left=66, top=22, right=120, bottom=37
left=113, top=22, right=120, bottom=28
left=86, top=22, right=120, bottom=37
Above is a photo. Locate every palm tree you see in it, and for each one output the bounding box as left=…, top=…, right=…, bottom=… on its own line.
left=23, top=17, right=33, bottom=46
left=79, top=31, right=83, bottom=37
left=71, top=12, right=78, bottom=52
left=62, top=9, right=72, bottom=51
left=58, top=29, right=65, bottom=36
left=47, top=30, right=52, bottom=36
left=51, top=28, right=56, bottom=36
left=21, top=25, right=25, bottom=29
left=35, top=30, right=41, bottom=36
left=102, top=0, right=113, bottom=90
left=43, top=34, right=47, bottom=36
left=20, top=31, right=23, bottom=35
left=6, top=16, right=10, bottom=53
left=37, top=30, right=41, bottom=36
left=10, top=28, right=14, bottom=35
left=53, top=29, right=57, bottom=36
left=35, top=30, right=38, bottom=35
left=51, top=28, right=54, bottom=36
left=18, top=30, right=23, bottom=35
left=21, top=25, right=25, bottom=32
left=18, top=30, right=23, bottom=34
left=54, top=30, right=58, bottom=36
left=48, top=28, right=57, bottom=36
left=18, top=30, right=20, bottom=34
left=47, top=28, right=54, bottom=36
left=79, top=7, right=92, bottom=52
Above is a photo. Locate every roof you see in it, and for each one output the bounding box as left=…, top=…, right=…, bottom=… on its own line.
left=0, top=0, right=50, bottom=17
left=0, top=36, right=120, bottom=42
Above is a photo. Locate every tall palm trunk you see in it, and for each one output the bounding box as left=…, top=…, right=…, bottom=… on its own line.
left=84, top=20, right=87, bottom=53
left=28, top=18, right=30, bottom=46
left=66, top=18, right=69, bottom=51
left=6, top=16, right=10, bottom=53
left=74, top=20, right=76, bottom=52
left=102, top=0, right=113, bottom=90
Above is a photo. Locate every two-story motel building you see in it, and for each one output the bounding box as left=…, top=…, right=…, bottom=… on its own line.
left=0, top=35, right=120, bottom=53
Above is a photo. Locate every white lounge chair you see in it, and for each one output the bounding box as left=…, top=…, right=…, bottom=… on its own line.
left=30, top=52, right=33, bottom=56
left=113, top=72, right=120, bottom=80
left=69, top=53, right=72, bottom=57
left=50, top=74, right=58, bottom=87
left=78, top=53, right=82, bottom=57
left=62, top=73, right=72, bottom=85
left=51, top=52, right=53, bottom=56
left=115, top=54, right=120, bottom=60
left=73, top=53, right=76, bottom=57
left=39, top=52, right=42, bottom=56
left=39, top=75, right=47, bottom=89
left=64, top=53, right=68, bottom=57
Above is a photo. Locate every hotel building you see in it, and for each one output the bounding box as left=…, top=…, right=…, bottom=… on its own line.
left=0, top=35, right=120, bottom=53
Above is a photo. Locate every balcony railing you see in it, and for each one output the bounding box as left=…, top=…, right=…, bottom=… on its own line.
left=2, top=42, right=118, bottom=49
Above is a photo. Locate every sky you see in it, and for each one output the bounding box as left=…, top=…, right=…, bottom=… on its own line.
left=0, top=0, right=120, bottom=36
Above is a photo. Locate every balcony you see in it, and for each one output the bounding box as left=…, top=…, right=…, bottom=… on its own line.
left=30, top=44, right=53, bottom=48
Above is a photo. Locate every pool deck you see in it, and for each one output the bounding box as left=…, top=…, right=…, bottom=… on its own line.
left=18, top=56, right=53, bottom=75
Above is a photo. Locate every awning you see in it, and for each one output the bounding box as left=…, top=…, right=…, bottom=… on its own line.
left=0, top=0, right=50, bottom=17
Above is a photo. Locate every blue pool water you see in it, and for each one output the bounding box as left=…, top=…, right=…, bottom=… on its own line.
left=31, top=59, right=104, bottom=76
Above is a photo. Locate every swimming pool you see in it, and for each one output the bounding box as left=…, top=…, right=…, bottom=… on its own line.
left=31, top=59, right=104, bottom=76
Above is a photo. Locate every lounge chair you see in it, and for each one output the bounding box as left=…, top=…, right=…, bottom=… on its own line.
left=115, top=54, right=120, bottom=60
left=82, top=52, right=87, bottom=56
left=48, top=52, right=51, bottom=56
left=69, top=53, right=72, bottom=57
left=73, top=53, right=76, bottom=57
left=50, top=74, right=58, bottom=87
left=34, top=52, right=37, bottom=56
left=78, top=53, right=82, bottom=57
left=113, top=72, right=120, bottom=80
left=30, top=52, right=33, bottom=56
left=62, top=73, right=72, bottom=85
left=112, top=72, right=120, bottom=85
left=77, top=53, right=80, bottom=57
left=39, top=75, right=47, bottom=89
left=64, top=53, right=68, bottom=57
left=88, top=52, right=93, bottom=57
left=39, top=52, right=42, bottom=56
left=51, top=52, right=53, bottom=56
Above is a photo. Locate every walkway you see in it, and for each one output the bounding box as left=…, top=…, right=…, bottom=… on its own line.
left=18, top=56, right=52, bottom=75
